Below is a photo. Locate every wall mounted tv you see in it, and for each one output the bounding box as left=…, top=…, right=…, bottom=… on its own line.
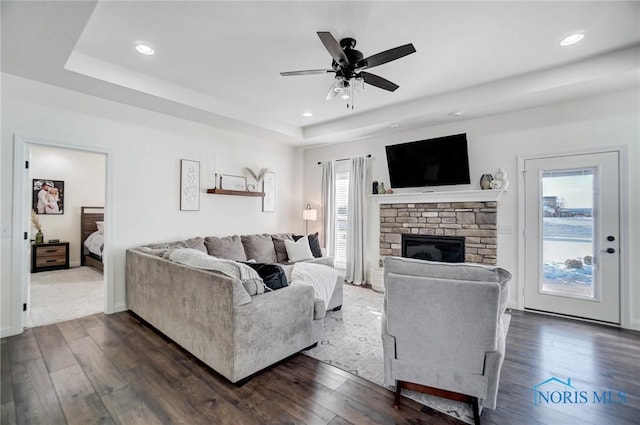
left=385, top=133, right=471, bottom=188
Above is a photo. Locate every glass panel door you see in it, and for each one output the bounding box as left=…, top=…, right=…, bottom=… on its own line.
left=541, top=169, right=595, bottom=299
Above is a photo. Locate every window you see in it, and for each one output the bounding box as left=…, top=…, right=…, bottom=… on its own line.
left=334, top=161, right=350, bottom=270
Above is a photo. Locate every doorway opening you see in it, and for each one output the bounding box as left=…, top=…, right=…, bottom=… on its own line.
left=27, top=144, right=107, bottom=327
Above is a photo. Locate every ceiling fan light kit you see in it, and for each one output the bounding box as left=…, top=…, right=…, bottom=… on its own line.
left=281, top=31, right=416, bottom=109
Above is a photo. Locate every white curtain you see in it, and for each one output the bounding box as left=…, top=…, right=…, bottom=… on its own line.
left=346, top=156, right=366, bottom=285
left=321, top=161, right=336, bottom=258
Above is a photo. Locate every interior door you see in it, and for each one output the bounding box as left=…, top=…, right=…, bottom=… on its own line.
left=524, top=151, right=620, bottom=323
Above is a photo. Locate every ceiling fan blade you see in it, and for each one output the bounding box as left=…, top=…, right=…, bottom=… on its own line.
left=325, top=80, right=340, bottom=100
left=317, top=31, right=350, bottom=66
left=357, top=43, right=416, bottom=71
left=361, top=72, right=399, bottom=92
left=280, top=69, right=335, bottom=76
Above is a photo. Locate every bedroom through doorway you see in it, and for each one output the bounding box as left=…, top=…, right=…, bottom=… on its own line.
left=27, top=144, right=107, bottom=328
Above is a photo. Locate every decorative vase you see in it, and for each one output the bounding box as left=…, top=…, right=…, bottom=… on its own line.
left=35, top=230, right=44, bottom=245
left=378, top=182, right=387, bottom=194
left=480, top=174, right=493, bottom=190
left=493, top=167, right=509, bottom=190
left=372, top=181, right=379, bottom=195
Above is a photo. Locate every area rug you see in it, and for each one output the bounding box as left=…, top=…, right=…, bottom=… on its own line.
left=28, top=266, right=104, bottom=328
left=303, top=283, right=474, bottom=424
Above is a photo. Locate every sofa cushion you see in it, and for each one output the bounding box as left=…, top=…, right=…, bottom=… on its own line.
left=271, top=233, right=293, bottom=263
left=245, top=263, right=288, bottom=290
left=241, top=234, right=277, bottom=263
left=285, top=236, right=314, bottom=262
left=168, top=248, right=265, bottom=296
left=205, top=235, right=247, bottom=261
left=293, top=233, right=322, bottom=258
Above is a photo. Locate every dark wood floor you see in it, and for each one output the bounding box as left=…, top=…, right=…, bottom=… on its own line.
left=1, top=310, right=639, bottom=425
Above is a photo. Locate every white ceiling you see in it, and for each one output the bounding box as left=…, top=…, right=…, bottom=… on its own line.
left=2, top=1, right=639, bottom=145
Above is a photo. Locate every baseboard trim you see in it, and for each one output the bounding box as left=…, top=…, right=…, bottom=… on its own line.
left=112, top=302, right=127, bottom=313
left=629, top=319, right=640, bottom=331
left=1, top=325, right=20, bottom=338
left=507, top=301, right=519, bottom=310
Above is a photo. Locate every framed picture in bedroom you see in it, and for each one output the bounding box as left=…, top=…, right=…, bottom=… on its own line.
left=180, top=159, right=200, bottom=211
left=32, top=179, right=64, bottom=214
left=262, top=171, right=276, bottom=212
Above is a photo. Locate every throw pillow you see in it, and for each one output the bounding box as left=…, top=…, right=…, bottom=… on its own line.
left=204, top=235, right=247, bottom=261
left=241, top=234, right=277, bottom=263
left=244, top=263, right=288, bottom=290
left=285, top=236, right=314, bottom=262
left=272, top=233, right=293, bottom=263
left=293, top=232, right=322, bottom=258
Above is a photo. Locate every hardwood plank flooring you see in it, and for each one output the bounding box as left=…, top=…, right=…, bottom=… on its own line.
left=1, top=310, right=638, bottom=425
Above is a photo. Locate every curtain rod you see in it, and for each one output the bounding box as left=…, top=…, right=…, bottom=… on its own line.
left=317, top=154, right=371, bottom=165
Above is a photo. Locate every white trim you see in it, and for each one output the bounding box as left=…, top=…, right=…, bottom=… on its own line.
left=369, top=189, right=506, bottom=204
left=517, top=145, right=630, bottom=329
left=0, top=326, right=14, bottom=338
left=10, top=135, right=115, bottom=336
left=113, top=302, right=128, bottom=313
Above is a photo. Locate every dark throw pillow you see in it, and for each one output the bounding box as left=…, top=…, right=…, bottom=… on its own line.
left=293, top=232, right=322, bottom=258
left=244, top=263, right=288, bottom=290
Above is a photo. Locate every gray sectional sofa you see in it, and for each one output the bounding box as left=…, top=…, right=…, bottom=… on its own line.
left=126, top=233, right=343, bottom=383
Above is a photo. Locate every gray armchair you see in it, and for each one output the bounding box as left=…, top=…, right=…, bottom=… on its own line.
left=381, top=256, right=511, bottom=425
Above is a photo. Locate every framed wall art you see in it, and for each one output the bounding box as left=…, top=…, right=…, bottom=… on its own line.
left=220, top=174, right=247, bottom=191
left=262, top=171, right=275, bottom=212
left=180, top=159, right=200, bottom=211
left=32, top=179, right=64, bottom=214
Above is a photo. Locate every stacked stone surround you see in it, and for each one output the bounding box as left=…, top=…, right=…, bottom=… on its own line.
left=379, top=201, right=498, bottom=265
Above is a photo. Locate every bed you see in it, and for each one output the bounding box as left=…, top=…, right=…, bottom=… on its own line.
left=81, top=206, right=104, bottom=272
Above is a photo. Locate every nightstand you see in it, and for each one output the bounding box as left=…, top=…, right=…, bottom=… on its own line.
left=31, top=241, right=70, bottom=273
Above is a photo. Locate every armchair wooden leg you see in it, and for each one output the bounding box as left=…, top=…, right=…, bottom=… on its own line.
left=472, top=396, right=481, bottom=425
left=393, top=381, right=402, bottom=410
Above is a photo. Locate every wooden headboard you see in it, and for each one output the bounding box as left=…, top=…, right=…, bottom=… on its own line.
left=81, top=206, right=104, bottom=265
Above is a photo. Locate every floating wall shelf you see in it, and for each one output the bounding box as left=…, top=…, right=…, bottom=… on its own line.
left=206, top=188, right=265, bottom=197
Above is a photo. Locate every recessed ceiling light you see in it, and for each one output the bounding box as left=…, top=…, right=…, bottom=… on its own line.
left=302, top=112, right=313, bottom=117
left=340, top=94, right=350, bottom=100
left=449, top=111, right=463, bottom=117
left=560, top=33, right=584, bottom=46
left=135, top=43, right=155, bottom=55
left=390, top=124, right=400, bottom=128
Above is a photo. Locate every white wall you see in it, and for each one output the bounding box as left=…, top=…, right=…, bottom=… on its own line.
left=303, top=89, right=640, bottom=330
left=1, top=73, right=304, bottom=335
left=30, top=145, right=106, bottom=266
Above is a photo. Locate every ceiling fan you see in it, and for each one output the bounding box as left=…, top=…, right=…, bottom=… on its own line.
left=281, top=32, right=416, bottom=108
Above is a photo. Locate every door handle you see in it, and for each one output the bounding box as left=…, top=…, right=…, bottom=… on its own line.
left=600, top=248, right=615, bottom=254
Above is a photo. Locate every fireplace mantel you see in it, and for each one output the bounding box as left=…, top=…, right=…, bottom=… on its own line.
left=369, top=189, right=506, bottom=204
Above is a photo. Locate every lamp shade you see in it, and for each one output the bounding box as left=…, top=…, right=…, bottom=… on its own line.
left=303, top=208, right=317, bottom=221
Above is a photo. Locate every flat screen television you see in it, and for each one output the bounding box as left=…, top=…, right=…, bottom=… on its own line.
left=385, top=133, right=471, bottom=188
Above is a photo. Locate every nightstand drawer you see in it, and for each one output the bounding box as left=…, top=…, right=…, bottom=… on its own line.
left=35, top=255, right=67, bottom=267
left=35, top=245, right=67, bottom=256
left=31, top=241, right=70, bottom=273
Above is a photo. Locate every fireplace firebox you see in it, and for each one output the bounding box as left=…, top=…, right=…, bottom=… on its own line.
left=401, top=235, right=465, bottom=263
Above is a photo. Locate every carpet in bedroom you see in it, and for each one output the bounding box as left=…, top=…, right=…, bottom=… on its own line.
left=303, top=283, right=474, bottom=425
left=28, top=266, right=104, bottom=328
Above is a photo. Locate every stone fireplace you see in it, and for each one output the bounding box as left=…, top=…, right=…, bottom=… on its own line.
left=378, top=197, right=499, bottom=266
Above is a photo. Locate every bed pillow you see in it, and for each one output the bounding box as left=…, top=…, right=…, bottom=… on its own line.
left=96, top=221, right=104, bottom=235
left=285, top=236, right=314, bottom=262
left=244, top=263, right=288, bottom=290
left=293, top=232, right=322, bottom=258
